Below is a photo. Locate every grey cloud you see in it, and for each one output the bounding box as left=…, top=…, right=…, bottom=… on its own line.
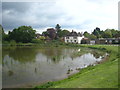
left=3, top=1, right=116, bottom=33
left=2, top=2, right=31, bottom=13
left=2, top=2, right=69, bottom=31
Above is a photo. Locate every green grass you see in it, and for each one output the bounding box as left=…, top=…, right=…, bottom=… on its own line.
left=2, top=40, right=67, bottom=47
left=35, top=45, right=119, bottom=88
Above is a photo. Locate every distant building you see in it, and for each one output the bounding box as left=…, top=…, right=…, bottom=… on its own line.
left=81, top=37, right=120, bottom=44
left=96, top=38, right=120, bottom=44
left=81, top=38, right=90, bottom=44
left=64, top=30, right=84, bottom=44
left=90, top=40, right=96, bottom=44
left=36, top=33, right=43, bottom=39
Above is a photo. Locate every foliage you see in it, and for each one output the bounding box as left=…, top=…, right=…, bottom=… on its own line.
left=56, top=29, right=70, bottom=38
left=91, top=27, right=120, bottom=38
left=42, top=24, right=70, bottom=40
left=31, top=39, right=44, bottom=43
left=92, top=27, right=102, bottom=38
left=46, top=28, right=57, bottom=40
left=39, top=36, right=46, bottom=40
left=9, top=40, right=16, bottom=46
left=8, top=26, right=36, bottom=43
left=1, top=24, right=120, bottom=45
left=83, top=31, right=96, bottom=39
left=101, top=29, right=112, bottom=38
left=55, top=24, right=70, bottom=38
left=55, top=24, right=61, bottom=32
left=42, top=31, right=49, bottom=37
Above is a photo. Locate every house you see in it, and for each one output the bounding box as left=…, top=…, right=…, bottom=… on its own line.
left=90, top=40, right=96, bottom=44
left=81, top=37, right=90, bottom=44
left=64, top=30, right=84, bottom=44
left=95, top=38, right=120, bottom=44
left=36, top=33, right=43, bottom=39
left=81, top=38, right=96, bottom=44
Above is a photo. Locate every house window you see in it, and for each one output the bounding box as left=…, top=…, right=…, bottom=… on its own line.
left=73, top=37, right=77, bottom=39
left=74, top=40, right=76, bottom=42
left=66, top=37, right=69, bottom=39
left=67, top=40, right=69, bottom=42
left=71, top=40, right=72, bottom=42
left=115, top=40, right=118, bottom=42
left=109, top=40, right=112, bottom=43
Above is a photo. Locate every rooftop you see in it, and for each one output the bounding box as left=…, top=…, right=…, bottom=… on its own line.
left=67, top=30, right=83, bottom=37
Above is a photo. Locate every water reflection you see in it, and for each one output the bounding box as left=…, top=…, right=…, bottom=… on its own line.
left=91, top=50, right=105, bottom=59
left=8, top=70, right=14, bottom=76
left=38, top=48, right=63, bottom=63
left=2, top=46, right=107, bottom=88
left=2, top=47, right=37, bottom=63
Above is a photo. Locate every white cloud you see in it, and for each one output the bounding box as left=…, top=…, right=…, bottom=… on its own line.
left=2, top=0, right=119, bottom=34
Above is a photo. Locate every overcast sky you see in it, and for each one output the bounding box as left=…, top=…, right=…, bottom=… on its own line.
left=1, top=0, right=119, bottom=34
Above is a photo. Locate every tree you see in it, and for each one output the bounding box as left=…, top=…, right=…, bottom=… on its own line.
left=83, top=31, right=90, bottom=37
left=55, top=24, right=61, bottom=32
left=0, top=25, right=2, bottom=43
left=9, top=26, right=36, bottom=43
left=89, top=34, right=97, bottom=39
left=47, top=28, right=56, bottom=40
left=55, top=24, right=62, bottom=38
left=92, top=27, right=101, bottom=38
left=110, top=29, right=120, bottom=38
left=42, top=31, right=49, bottom=37
left=83, top=31, right=96, bottom=39
left=1, top=25, right=4, bottom=40
left=115, top=30, right=120, bottom=38
left=57, top=29, right=70, bottom=38
left=0, top=25, right=9, bottom=42
left=102, top=29, right=112, bottom=38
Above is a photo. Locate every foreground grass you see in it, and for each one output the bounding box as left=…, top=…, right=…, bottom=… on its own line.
left=35, top=45, right=119, bottom=88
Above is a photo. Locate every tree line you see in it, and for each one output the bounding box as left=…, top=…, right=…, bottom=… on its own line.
left=83, top=27, right=120, bottom=39
left=1, top=24, right=120, bottom=44
left=1, top=24, right=70, bottom=44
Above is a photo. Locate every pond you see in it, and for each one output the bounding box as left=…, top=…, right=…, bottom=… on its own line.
left=2, top=46, right=108, bottom=88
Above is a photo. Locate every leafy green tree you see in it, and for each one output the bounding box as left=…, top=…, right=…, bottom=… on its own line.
left=57, top=30, right=70, bottom=37
left=83, top=31, right=90, bottom=37
left=1, top=25, right=4, bottom=40
left=0, top=25, right=9, bottom=42
left=89, top=34, right=97, bottom=39
left=42, top=31, right=49, bottom=37
left=110, top=29, right=120, bottom=38
left=0, top=25, right=2, bottom=43
left=114, top=30, right=120, bottom=38
left=9, top=26, right=36, bottom=43
left=92, top=27, right=101, bottom=38
left=83, top=31, right=96, bottom=39
left=102, top=29, right=112, bottom=38
left=55, top=24, right=62, bottom=38
left=55, top=24, right=61, bottom=32
left=0, top=25, right=4, bottom=34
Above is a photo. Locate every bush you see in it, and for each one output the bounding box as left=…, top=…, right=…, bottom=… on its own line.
left=31, top=39, right=44, bottom=43
left=10, top=40, right=16, bottom=46
left=2, top=41, right=9, bottom=45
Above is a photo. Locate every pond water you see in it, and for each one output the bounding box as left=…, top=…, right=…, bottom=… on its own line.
left=2, top=46, right=108, bottom=88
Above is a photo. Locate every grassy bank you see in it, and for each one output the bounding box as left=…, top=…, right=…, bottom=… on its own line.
left=35, top=45, right=119, bottom=88
left=2, top=40, right=67, bottom=47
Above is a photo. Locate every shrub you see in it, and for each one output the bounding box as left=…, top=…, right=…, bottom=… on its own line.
left=10, top=40, right=16, bottom=46
left=31, top=39, right=44, bottom=43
